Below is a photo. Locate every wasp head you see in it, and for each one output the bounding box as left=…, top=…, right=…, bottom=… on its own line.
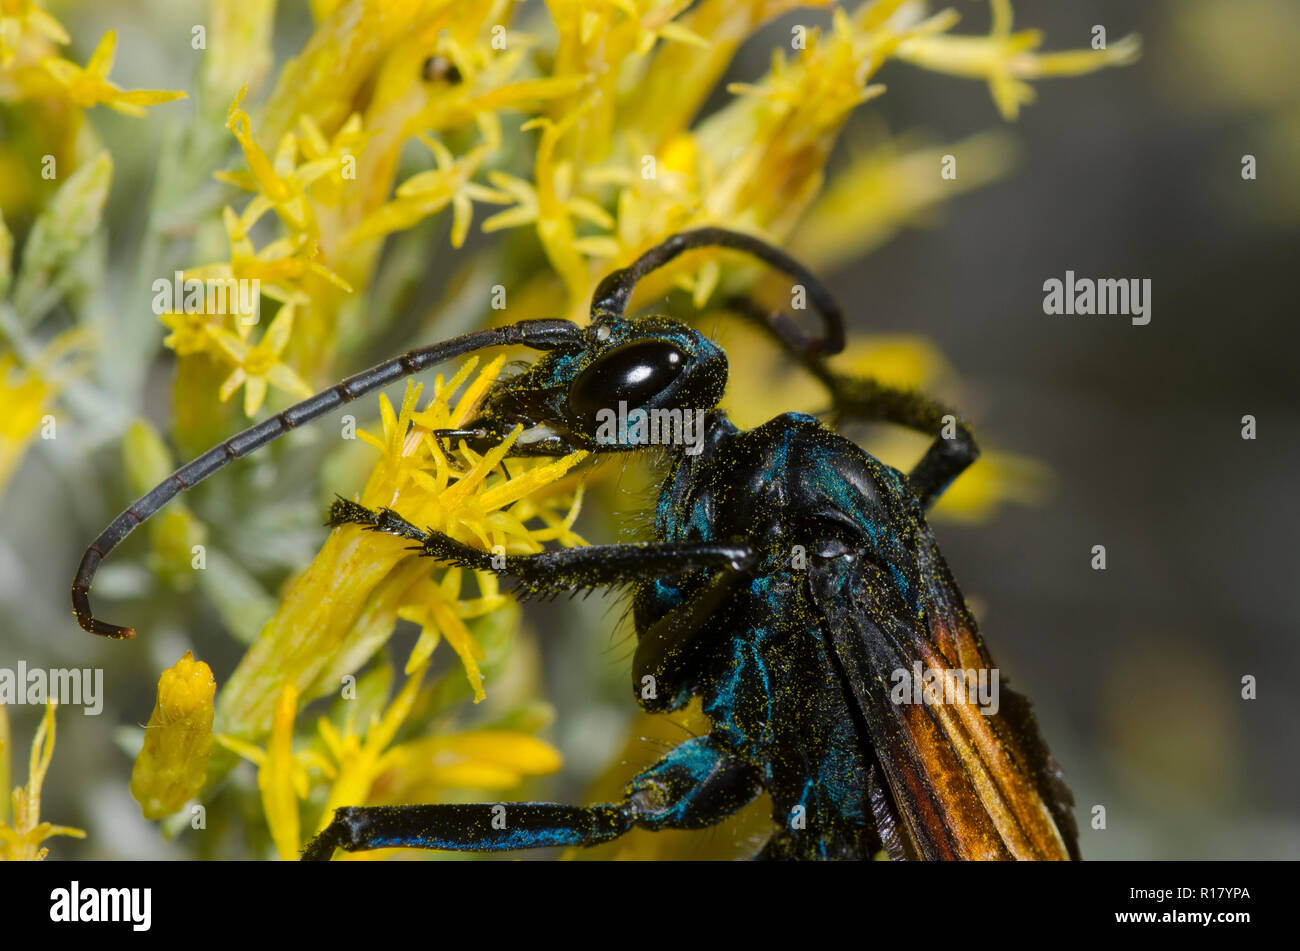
left=456, top=317, right=727, bottom=456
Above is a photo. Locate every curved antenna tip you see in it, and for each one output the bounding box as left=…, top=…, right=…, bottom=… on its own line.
left=82, top=617, right=136, bottom=640
left=72, top=595, right=137, bottom=639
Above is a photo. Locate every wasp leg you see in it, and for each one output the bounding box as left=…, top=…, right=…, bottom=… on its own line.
left=821, top=371, right=979, bottom=509
left=622, top=736, right=762, bottom=833
left=302, top=736, right=761, bottom=859
left=327, top=498, right=755, bottom=597
left=721, top=295, right=979, bottom=509
left=631, top=566, right=750, bottom=712
left=301, top=802, right=633, bottom=859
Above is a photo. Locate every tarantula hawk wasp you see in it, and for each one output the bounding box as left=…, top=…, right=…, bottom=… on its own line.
left=73, top=227, right=1078, bottom=861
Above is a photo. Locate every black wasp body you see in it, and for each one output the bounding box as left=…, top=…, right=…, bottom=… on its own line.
left=74, top=228, right=1078, bottom=860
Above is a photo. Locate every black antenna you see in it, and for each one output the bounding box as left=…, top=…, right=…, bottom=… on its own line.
left=589, top=227, right=846, bottom=356
left=72, top=319, right=583, bottom=638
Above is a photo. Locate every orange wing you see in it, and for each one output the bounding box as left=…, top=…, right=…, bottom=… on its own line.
left=811, top=539, right=1078, bottom=861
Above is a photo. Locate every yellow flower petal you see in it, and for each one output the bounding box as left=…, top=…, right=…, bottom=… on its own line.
left=0, top=702, right=85, bottom=861
left=261, top=685, right=302, bottom=860
left=130, top=652, right=217, bottom=820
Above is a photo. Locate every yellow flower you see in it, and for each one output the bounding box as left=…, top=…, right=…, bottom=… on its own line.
left=208, top=303, right=314, bottom=417
left=382, top=728, right=562, bottom=795
left=0, top=701, right=86, bottom=861
left=186, top=204, right=351, bottom=321
left=0, top=351, right=54, bottom=499
left=130, top=652, right=217, bottom=820
left=218, top=650, right=563, bottom=860
left=216, top=684, right=319, bottom=860
left=217, top=86, right=335, bottom=239
left=157, top=309, right=220, bottom=357
left=485, top=110, right=621, bottom=305
left=543, top=0, right=710, bottom=168
left=616, top=0, right=825, bottom=151
left=310, top=658, right=431, bottom=833
left=895, top=0, right=1140, bottom=120
left=0, top=0, right=68, bottom=67
left=353, top=140, right=509, bottom=247
left=256, top=1, right=483, bottom=139
left=310, top=654, right=562, bottom=860
left=294, top=113, right=371, bottom=207
left=515, top=2, right=972, bottom=316
left=0, top=330, right=86, bottom=500
left=409, top=35, right=591, bottom=142
left=695, top=5, right=951, bottom=238
left=396, top=570, right=506, bottom=702
left=201, top=0, right=277, bottom=106
left=544, top=0, right=711, bottom=63
left=215, top=357, right=589, bottom=739
left=40, top=30, right=185, bottom=115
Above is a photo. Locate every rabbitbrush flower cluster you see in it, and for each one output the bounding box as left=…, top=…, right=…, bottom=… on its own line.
left=0, top=0, right=1134, bottom=859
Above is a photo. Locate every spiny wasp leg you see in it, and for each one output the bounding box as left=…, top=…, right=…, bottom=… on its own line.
left=326, top=498, right=755, bottom=598
left=303, top=737, right=759, bottom=859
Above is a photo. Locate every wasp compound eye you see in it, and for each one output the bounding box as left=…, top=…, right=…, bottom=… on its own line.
left=568, top=339, right=686, bottom=419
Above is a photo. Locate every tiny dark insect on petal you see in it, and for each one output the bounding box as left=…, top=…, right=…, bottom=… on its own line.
left=422, top=55, right=461, bottom=84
